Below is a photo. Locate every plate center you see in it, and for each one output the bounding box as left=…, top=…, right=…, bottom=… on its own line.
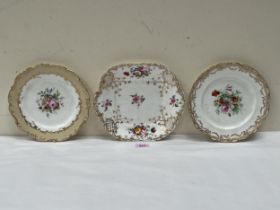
left=19, top=74, right=80, bottom=132
left=200, top=77, right=256, bottom=130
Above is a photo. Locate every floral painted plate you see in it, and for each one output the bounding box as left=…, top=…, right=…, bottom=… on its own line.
left=9, top=64, right=90, bottom=142
left=189, top=62, right=270, bottom=142
left=94, top=63, right=185, bottom=141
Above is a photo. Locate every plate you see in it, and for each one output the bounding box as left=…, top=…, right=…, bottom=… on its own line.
left=94, top=63, right=185, bottom=141
left=189, top=62, right=270, bottom=142
left=9, top=64, right=90, bottom=142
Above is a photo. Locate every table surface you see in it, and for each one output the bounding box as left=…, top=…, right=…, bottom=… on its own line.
left=0, top=132, right=279, bottom=210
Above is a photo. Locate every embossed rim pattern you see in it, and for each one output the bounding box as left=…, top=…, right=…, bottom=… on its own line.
left=188, top=62, right=270, bottom=142
left=8, top=64, right=90, bottom=142
left=94, top=63, right=185, bottom=141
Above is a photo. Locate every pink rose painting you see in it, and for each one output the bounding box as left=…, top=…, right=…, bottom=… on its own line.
left=212, top=84, right=243, bottom=117
left=130, top=94, right=145, bottom=107
left=37, top=88, right=64, bottom=117
left=123, top=66, right=151, bottom=78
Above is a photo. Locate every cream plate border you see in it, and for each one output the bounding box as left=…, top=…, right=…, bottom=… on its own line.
left=94, top=63, right=185, bottom=141
left=8, top=64, right=90, bottom=142
left=189, top=62, right=270, bottom=142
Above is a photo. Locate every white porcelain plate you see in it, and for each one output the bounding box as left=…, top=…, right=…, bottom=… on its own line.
left=95, top=63, right=185, bottom=141
left=9, top=64, right=90, bottom=142
left=189, top=63, right=270, bottom=142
